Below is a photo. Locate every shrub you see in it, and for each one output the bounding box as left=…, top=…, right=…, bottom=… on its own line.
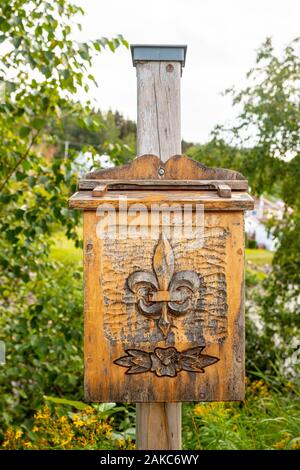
left=0, top=260, right=83, bottom=428
left=246, top=238, right=258, bottom=249
left=183, top=378, right=300, bottom=450
left=1, top=403, right=135, bottom=450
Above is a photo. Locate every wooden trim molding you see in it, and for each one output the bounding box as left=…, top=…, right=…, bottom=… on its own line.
left=83, top=154, right=246, bottom=182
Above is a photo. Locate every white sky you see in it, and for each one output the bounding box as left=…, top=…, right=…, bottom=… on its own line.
left=78, top=0, right=300, bottom=143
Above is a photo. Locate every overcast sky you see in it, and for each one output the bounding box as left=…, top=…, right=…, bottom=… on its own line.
left=78, top=0, right=300, bottom=143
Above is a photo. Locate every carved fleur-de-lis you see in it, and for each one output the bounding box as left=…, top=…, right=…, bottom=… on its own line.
left=127, top=234, right=200, bottom=338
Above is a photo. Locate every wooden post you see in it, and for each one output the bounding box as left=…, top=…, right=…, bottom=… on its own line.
left=136, top=402, right=181, bottom=450
left=136, top=61, right=181, bottom=162
left=133, top=45, right=186, bottom=450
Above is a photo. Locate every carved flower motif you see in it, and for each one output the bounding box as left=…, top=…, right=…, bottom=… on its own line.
left=127, top=235, right=201, bottom=338
left=114, top=346, right=219, bottom=377
left=149, top=347, right=179, bottom=377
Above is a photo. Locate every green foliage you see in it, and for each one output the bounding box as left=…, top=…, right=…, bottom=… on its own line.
left=219, top=37, right=300, bottom=197
left=226, top=38, right=300, bottom=371
left=51, top=108, right=136, bottom=168
left=2, top=377, right=299, bottom=450
left=190, top=37, right=300, bottom=205
left=44, top=396, right=91, bottom=411
left=0, top=262, right=83, bottom=427
left=245, top=261, right=300, bottom=380
left=0, top=0, right=128, bottom=282
left=0, top=0, right=128, bottom=429
left=267, top=211, right=300, bottom=299
left=187, top=139, right=251, bottom=177
left=244, top=265, right=270, bottom=374
left=183, top=380, right=300, bottom=450
left=190, top=38, right=300, bottom=375
left=246, top=237, right=258, bottom=250
left=1, top=402, right=135, bottom=449
left=183, top=378, right=300, bottom=450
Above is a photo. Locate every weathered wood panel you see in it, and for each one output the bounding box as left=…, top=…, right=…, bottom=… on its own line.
left=69, top=190, right=254, bottom=211
left=84, top=209, right=245, bottom=402
left=84, top=154, right=246, bottom=182
left=79, top=178, right=248, bottom=191
left=136, top=62, right=181, bottom=162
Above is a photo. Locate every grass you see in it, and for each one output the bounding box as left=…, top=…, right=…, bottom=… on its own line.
left=2, top=379, right=300, bottom=450
left=182, top=380, right=300, bottom=450
left=245, top=248, right=273, bottom=265
left=50, top=233, right=274, bottom=267
left=50, top=233, right=82, bottom=264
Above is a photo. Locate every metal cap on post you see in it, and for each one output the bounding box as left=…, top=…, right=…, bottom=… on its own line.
left=131, top=44, right=187, bottom=164
left=131, top=44, right=187, bottom=68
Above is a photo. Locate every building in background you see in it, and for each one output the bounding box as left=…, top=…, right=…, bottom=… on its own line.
left=245, top=195, right=284, bottom=251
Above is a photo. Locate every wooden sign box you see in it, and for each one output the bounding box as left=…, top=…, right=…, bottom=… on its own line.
left=69, top=154, right=254, bottom=403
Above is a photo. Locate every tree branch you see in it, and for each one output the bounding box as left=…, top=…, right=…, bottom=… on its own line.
left=0, top=128, right=41, bottom=194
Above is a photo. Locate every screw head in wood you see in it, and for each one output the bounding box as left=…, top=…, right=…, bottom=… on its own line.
left=158, top=167, right=165, bottom=176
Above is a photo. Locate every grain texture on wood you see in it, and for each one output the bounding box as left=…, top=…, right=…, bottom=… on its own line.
left=217, top=184, right=232, bottom=198
left=135, top=59, right=183, bottom=450
left=69, top=190, right=254, bottom=211
left=79, top=178, right=249, bottom=191
left=136, top=403, right=181, bottom=450
left=84, top=154, right=246, bottom=182
left=136, top=62, right=181, bottom=163
left=83, top=210, right=245, bottom=401
left=92, top=185, right=107, bottom=197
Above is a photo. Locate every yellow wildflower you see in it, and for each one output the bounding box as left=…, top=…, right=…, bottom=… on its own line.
left=247, top=379, right=269, bottom=398
left=24, top=441, right=33, bottom=449
left=286, top=381, right=295, bottom=391
left=274, top=433, right=292, bottom=450
left=35, top=405, right=51, bottom=420
left=291, top=439, right=300, bottom=450
left=15, top=429, right=23, bottom=440
left=194, top=402, right=231, bottom=419
left=118, top=439, right=126, bottom=449
left=2, top=440, right=9, bottom=449
left=73, top=419, right=86, bottom=428
left=274, top=439, right=287, bottom=450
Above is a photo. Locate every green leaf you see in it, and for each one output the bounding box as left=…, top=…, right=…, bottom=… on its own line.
left=43, top=395, right=91, bottom=411
left=118, top=35, right=129, bottom=48
left=22, top=160, right=31, bottom=171
left=62, top=69, right=70, bottom=79
left=88, top=74, right=98, bottom=87
left=0, top=19, right=10, bottom=33
left=45, top=51, right=54, bottom=61
left=19, top=126, right=31, bottom=138
left=13, top=37, right=22, bottom=48
left=97, top=403, right=116, bottom=413
left=93, top=41, right=101, bottom=52
left=41, top=66, right=51, bottom=78
left=31, top=118, right=46, bottom=130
